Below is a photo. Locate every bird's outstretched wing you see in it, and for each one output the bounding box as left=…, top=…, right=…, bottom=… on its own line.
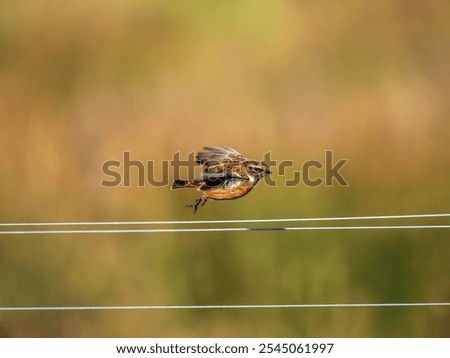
left=196, top=146, right=247, bottom=176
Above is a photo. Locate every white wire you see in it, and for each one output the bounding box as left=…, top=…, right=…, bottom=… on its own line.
left=0, top=302, right=448, bottom=311
left=0, top=225, right=449, bottom=235
left=0, top=213, right=449, bottom=227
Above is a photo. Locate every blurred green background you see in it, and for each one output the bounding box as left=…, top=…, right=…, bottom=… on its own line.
left=0, top=0, right=449, bottom=337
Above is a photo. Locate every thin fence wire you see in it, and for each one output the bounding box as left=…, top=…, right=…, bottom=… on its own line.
left=1, top=302, right=449, bottom=312
left=0, top=213, right=449, bottom=235
left=0, top=213, right=449, bottom=227
left=1, top=225, right=450, bottom=235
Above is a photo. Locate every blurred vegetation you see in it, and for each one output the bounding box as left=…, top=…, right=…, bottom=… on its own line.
left=0, top=0, right=449, bottom=337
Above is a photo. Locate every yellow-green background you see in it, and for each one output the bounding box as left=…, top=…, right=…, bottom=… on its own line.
left=0, top=0, right=449, bottom=337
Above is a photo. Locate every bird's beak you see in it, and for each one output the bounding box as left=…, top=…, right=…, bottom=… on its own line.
left=265, top=169, right=272, bottom=175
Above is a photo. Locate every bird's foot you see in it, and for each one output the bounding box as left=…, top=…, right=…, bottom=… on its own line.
left=185, top=198, right=206, bottom=213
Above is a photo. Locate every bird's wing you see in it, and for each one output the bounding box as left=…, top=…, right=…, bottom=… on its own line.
left=196, top=146, right=243, bottom=164
left=196, top=146, right=247, bottom=176
left=196, top=172, right=248, bottom=190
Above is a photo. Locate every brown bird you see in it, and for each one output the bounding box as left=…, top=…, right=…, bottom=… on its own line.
left=172, top=146, right=271, bottom=213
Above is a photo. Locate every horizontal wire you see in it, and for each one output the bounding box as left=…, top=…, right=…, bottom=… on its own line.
left=0, top=225, right=449, bottom=235
left=0, top=213, right=449, bottom=227
left=1, top=302, right=449, bottom=311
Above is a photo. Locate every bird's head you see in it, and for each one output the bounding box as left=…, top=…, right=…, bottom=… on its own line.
left=242, top=160, right=271, bottom=182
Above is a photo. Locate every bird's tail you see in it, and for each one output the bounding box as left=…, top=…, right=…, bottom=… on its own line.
left=171, top=180, right=195, bottom=189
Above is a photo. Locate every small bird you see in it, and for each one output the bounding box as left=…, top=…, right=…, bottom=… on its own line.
left=172, top=146, right=271, bottom=213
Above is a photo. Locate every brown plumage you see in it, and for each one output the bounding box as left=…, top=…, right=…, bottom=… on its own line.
left=171, top=146, right=271, bottom=213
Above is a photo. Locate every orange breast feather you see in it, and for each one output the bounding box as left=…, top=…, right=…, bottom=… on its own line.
left=202, top=181, right=255, bottom=200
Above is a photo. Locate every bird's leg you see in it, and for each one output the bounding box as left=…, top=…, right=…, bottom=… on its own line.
left=186, top=198, right=203, bottom=213
left=201, top=198, right=208, bottom=207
